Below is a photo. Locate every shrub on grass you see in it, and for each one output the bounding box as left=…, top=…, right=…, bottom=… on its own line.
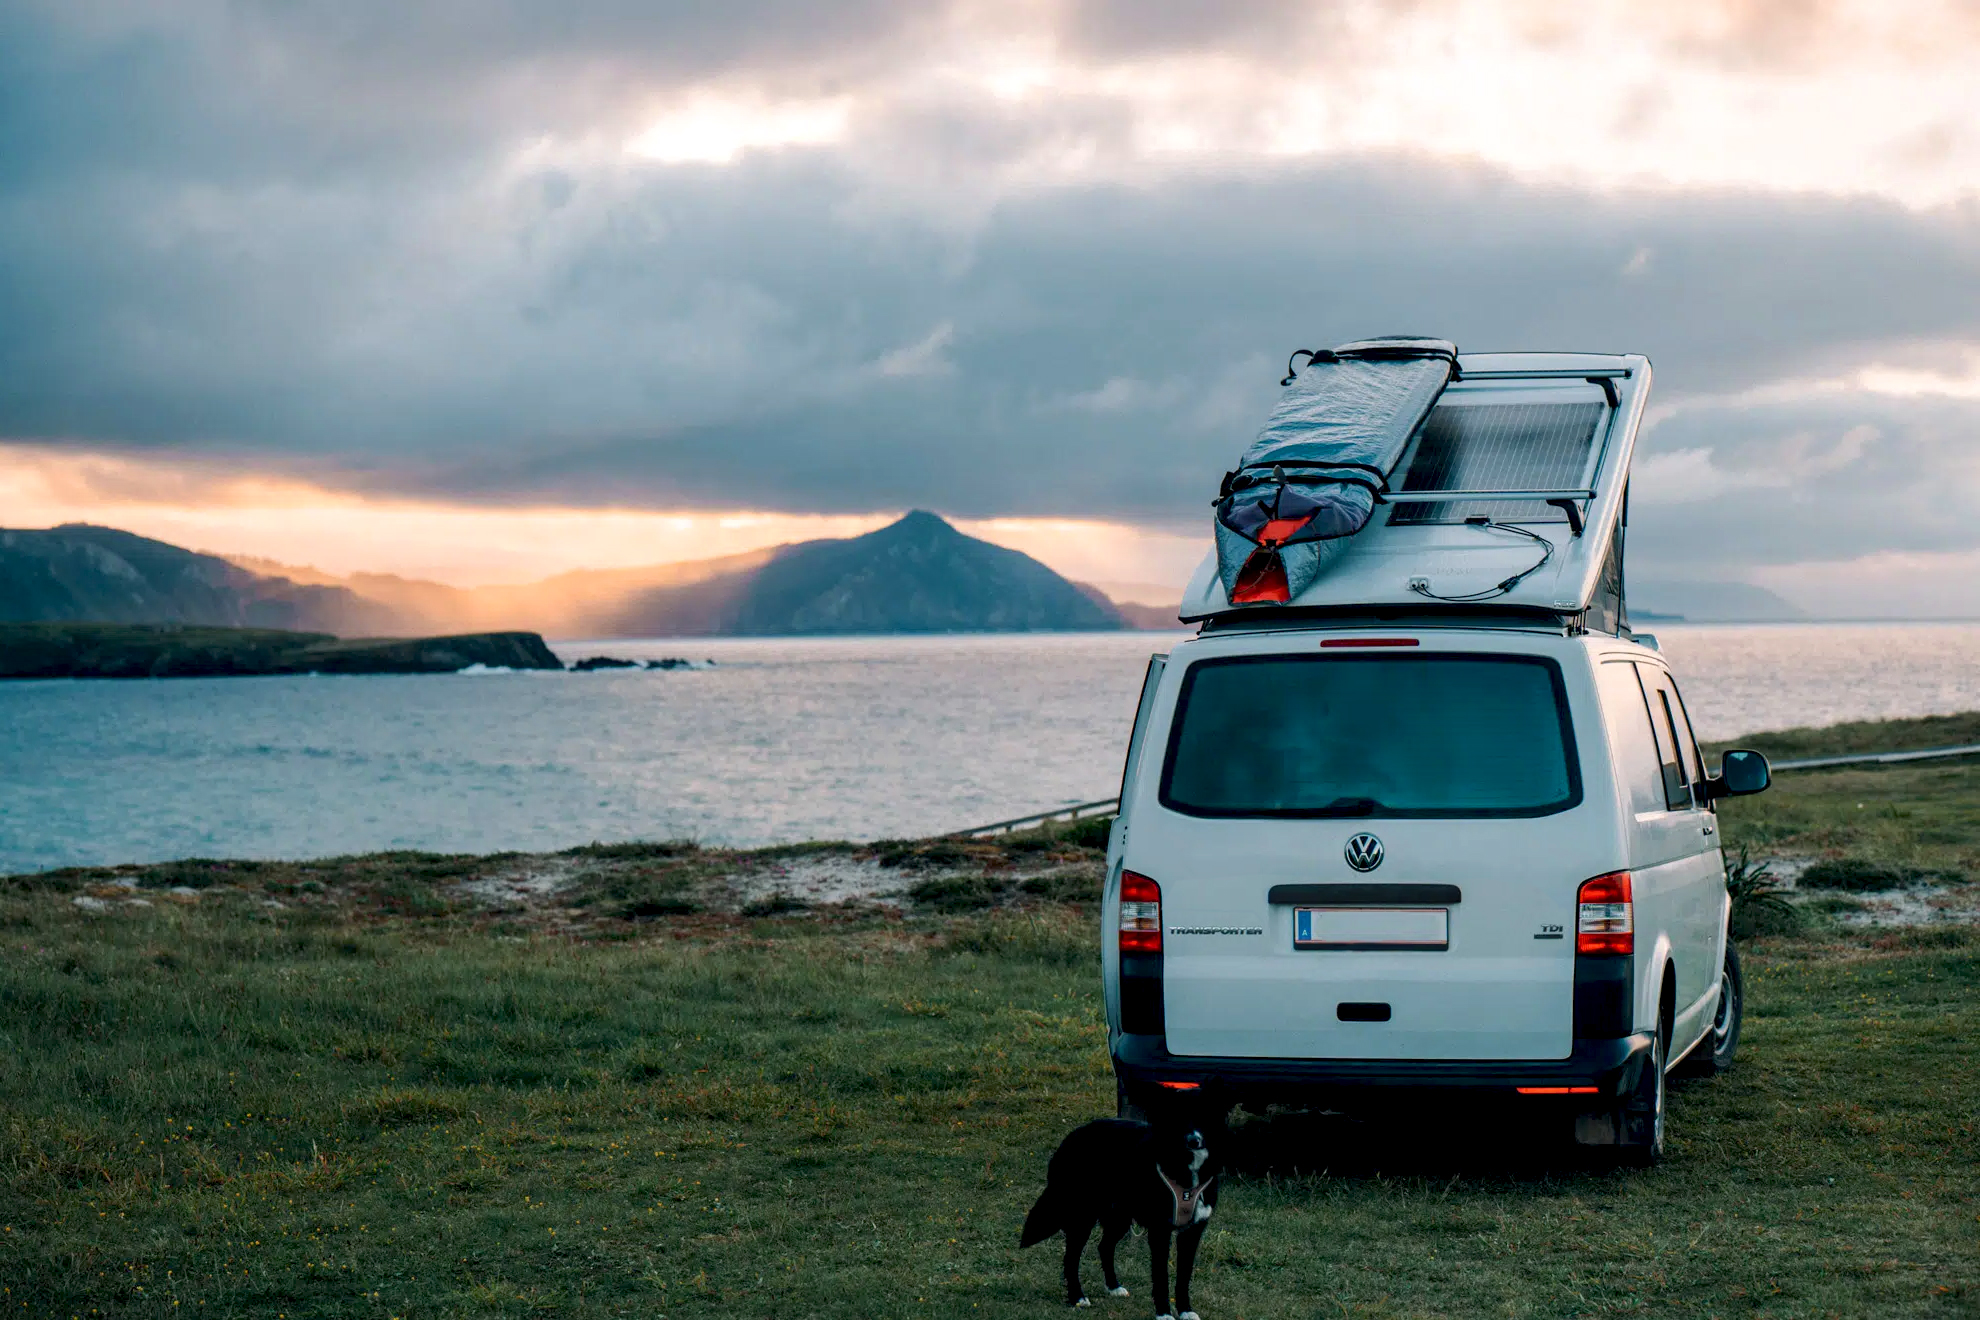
left=1, top=868, right=90, bottom=894
left=1725, top=848, right=1802, bottom=939
left=562, top=839, right=699, bottom=861
left=911, top=871, right=1100, bottom=912
left=570, top=863, right=702, bottom=919
left=1799, top=857, right=1951, bottom=891
left=1059, top=815, right=1115, bottom=851
left=623, top=896, right=699, bottom=919
left=336, top=851, right=488, bottom=883
left=875, top=839, right=975, bottom=870
left=1019, top=872, right=1101, bottom=905
left=741, top=893, right=810, bottom=917
left=136, top=858, right=258, bottom=890
left=908, top=874, right=1005, bottom=912
left=999, top=832, right=1056, bottom=855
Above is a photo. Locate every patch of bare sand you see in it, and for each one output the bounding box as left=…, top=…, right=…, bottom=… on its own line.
left=455, top=855, right=587, bottom=907
left=446, top=845, right=1101, bottom=917
left=731, top=854, right=915, bottom=908
left=1765, top=855, right=1979, bottom=929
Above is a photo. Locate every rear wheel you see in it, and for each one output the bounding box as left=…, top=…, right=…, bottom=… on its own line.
left=1615, top=1008, right=1669, bottom=1167
left=1677, top=943, right=1743, bottom=1077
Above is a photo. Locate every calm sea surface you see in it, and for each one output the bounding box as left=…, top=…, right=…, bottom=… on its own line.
left=3, top=623, right=1976, bottom=873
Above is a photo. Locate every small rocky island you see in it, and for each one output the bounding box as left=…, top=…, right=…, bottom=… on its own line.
left=0, top=623, right=565, bottom=679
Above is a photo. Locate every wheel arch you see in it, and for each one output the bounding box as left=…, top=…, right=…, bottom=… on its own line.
left=1639, top=932, right=1676, bottom=1035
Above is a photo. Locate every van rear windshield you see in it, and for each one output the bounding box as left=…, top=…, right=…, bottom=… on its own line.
left=1159, top=654, right=1580, bottom=818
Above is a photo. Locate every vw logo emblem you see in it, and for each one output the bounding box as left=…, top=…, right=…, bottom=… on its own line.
left=1343, top=833, right=1385, bottom=872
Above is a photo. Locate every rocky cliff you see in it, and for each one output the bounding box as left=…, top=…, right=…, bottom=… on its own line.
left=0, top=525, right=405, bottom=633
left=0, top=624, right=564, bottom=679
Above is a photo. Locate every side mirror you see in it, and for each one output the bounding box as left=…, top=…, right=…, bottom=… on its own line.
left=1705, top=748, right=1771, bottom=800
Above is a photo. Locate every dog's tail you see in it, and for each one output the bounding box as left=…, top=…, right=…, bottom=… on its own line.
left=1018, top=1185, right=1061, bottom=1248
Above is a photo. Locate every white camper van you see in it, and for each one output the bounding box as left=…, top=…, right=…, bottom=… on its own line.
left=1103, top=348, right=1770, bottom=1162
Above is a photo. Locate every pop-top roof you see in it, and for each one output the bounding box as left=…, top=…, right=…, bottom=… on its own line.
left=1182, top=351, right=1651, bottom=622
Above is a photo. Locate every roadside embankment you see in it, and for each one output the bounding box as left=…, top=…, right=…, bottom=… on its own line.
left=0, top=621, right=564, bottom=678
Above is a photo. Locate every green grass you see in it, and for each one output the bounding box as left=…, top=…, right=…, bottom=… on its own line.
left=1716, top=759, right=1980, bottom=880
left=2, top=880, right=1975, bottom=1318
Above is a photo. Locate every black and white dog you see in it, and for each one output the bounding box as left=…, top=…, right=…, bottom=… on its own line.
left=1020, top=1087, right=1226, bottom=1317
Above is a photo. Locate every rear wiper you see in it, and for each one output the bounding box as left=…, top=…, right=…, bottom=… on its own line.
left=1310, top=796, right=1382, bottom=817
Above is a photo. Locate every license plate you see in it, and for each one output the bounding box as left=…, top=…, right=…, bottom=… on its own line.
left=1295, top=907, right=1448, bottom=951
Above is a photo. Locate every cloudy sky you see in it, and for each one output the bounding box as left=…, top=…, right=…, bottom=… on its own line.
left=4, top=0, right=1979, bottom=611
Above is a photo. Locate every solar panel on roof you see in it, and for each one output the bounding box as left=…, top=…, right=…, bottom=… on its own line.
left=1388, top=401, right=1605, bottom=525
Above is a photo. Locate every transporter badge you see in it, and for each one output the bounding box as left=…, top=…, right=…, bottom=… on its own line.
left=1343, top=833, right=1384, bottom=872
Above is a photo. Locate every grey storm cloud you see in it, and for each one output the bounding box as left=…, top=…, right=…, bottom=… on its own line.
left=3, top=0, right=1979, bottom=583
left=1627, top=391, right=1980, bottom=571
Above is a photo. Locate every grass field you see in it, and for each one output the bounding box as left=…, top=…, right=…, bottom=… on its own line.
left=4, top=885, right=1976, bottom=1316
left=3, top=713, right=1976, bottom=1318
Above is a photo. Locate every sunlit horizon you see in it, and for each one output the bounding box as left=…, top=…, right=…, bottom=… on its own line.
left=0, top=445, right=1207, bottom=600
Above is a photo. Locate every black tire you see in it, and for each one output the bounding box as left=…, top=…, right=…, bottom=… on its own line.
left=1676, top=943, right=1743, bottom=1077
left=1616, top=1008, right=1669, bottom=1167
left=1116, top=1078, right=1148, bottom=1124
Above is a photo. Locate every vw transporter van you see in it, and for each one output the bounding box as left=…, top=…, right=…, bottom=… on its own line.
left=1103, top=347, right=1770, bottom=1162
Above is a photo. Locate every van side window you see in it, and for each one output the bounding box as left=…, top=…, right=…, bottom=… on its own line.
left=1665, top=676, right=1709, bottom=793
left=1597, top=661, right=1665, bottom=816
left=1119, top=655, right=1167, bottom=803
left=1639, top=667, right=1695, bottom=811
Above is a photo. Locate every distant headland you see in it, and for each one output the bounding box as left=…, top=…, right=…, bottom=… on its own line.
left=0, top=623, right=563, bottom=680
left=1, top=513, right=1178, bottom=638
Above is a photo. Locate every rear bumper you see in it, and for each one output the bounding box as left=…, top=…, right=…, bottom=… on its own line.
left=1113, top=1031, right=1654, bottom=1104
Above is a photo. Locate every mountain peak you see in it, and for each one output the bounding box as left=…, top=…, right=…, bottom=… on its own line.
left=703, top=509, right=1122, bottom=634
left=882, top=510, right=958, bottom=536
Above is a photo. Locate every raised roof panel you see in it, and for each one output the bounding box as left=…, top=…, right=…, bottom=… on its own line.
left=1180, top=351, right=1652, bottom=624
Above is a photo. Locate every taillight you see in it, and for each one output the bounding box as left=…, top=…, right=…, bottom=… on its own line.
left=1576, top=871, right=1633, bottom=955
left=1119, top=871, right=1161, bottom=954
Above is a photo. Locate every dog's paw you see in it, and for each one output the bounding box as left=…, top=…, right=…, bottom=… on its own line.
left=1107, top=1286, right=1130, bottom=1297
left=1072, top=1298, right=1091, bottom=1309
left=1180, top=1312, right=1202, bottom=1320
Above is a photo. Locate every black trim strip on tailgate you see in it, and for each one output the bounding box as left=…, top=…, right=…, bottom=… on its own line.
left=1267, top=883, right=1461, bottom=906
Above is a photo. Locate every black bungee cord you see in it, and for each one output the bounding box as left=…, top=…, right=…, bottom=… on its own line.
left=1407, top=520, right=1557, bottom=602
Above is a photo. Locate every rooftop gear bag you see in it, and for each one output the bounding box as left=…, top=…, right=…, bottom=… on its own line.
left=1214, top=337, right=1458, bottom=604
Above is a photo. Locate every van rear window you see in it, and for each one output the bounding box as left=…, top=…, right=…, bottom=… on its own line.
left=1159, top=654, right=1580, bottom=818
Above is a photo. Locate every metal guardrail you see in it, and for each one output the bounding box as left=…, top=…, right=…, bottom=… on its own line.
left=1769, top=742, right=1980, bottom=771
left=947, top=798, right=1122, bottom=839
left=946, top=742, right=1980, bottom=839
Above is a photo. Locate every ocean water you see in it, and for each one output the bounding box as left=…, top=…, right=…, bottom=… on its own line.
left=2, top=623, right=1976, bottom=874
